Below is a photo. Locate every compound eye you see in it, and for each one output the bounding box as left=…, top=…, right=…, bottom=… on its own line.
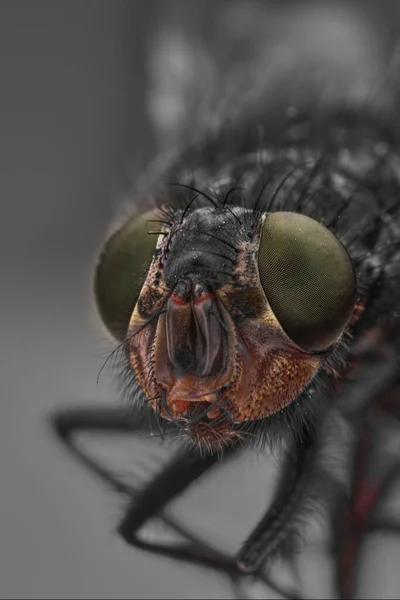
left=94, top=211, right=160, bottom=340
left=257, top=211, right=356, bottom=352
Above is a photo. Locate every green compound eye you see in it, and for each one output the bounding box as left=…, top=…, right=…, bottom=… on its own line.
left=94, top=211, right=159, bottom=340
left=257, top=212, right=356, bottom=352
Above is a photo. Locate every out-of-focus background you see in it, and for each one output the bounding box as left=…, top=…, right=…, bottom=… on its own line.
left=1, top=1, right=400, bottom=598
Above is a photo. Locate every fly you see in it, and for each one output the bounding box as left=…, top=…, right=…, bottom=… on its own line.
left=51, top=11, right=400, bottom=599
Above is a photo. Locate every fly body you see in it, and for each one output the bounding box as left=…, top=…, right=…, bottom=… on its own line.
left=95, top=108, right=400, bottom=459
left=52, top=8, right=400, bottom=598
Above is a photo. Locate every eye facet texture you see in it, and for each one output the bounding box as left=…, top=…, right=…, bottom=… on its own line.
left=257, top=212, right=356, bottom=352
left=94, top=211, right=158, bottom=340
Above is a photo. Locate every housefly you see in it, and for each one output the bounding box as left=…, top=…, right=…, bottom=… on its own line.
left=52, top=4, right=400, bottom=598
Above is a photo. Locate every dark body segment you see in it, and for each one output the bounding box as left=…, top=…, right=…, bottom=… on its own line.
left=54, top=98, right=400, bottom=600
left=118, top=105, right=400, bottom=453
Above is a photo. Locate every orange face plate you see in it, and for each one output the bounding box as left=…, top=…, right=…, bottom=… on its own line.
left=126, top=229, right=328, bottom=447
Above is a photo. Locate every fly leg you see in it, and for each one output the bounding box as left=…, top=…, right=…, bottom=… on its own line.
left=116, top=443, right=237, bottom=573
left=333, top=371, right=400, bottom=600
left=117, top=435, right=304, bottom=599
left=52, top=407, right=150, bottom=493
left=51, top=406, right=295, bottom=598
left=235, top=426, right=325, bottom=594
left=51, top=408, right=240, bottom=580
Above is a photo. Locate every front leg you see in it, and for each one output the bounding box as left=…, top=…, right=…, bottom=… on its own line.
left=51, top=406, right=297, bottom=598
left=51, top=407, right=240, bottom=575
left=236, top=427, right=318, bottom=575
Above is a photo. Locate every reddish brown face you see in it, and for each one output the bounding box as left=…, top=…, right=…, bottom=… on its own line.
left=128, top=282, right=321, bottom=446
left=124, top=210, right=356, bottom=449
left=95, top=205, right=357, bottom=450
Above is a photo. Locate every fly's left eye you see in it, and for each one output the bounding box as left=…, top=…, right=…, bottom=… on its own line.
left=257, top=211, right=356, bottom=352
left=94, top=211, right=159, bottom=340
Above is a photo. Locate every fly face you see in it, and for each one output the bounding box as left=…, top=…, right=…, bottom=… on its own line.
left=95, top=191, right=357, bottom=451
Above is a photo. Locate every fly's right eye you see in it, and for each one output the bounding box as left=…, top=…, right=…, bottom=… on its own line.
left=94, top=211, right=160, bottom=340
left=257, top=211, right=357, bottom=352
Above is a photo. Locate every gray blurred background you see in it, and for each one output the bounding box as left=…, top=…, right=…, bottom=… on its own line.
left=2, top=1, right=400, bottom=598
